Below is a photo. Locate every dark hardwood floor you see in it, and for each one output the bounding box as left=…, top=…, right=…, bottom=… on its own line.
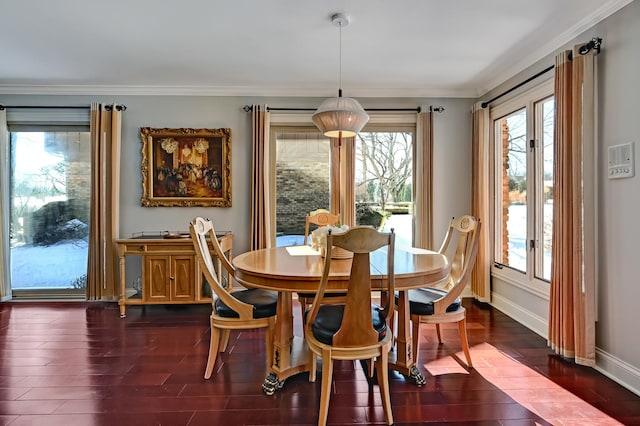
left=1, top=300, right=638, bottom=425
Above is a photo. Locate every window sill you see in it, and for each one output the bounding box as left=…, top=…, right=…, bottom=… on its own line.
left=491, top=266, right=550, bottom=300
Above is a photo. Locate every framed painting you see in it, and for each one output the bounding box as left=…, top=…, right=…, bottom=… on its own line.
left=140, top=127, right=232, bottom=207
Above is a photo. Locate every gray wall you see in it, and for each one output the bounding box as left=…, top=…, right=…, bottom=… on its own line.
left=0, top=94, right=473, bottom=256
left=486, top=0, right=640, bottom=394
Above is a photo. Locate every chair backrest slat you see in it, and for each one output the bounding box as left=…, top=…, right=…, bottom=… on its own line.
left=303, top=209, right=341, bottom=245
left=319, top=226, right=395, bottom=347
left=433, top=216, right=481, bottom=314
left=190, top=217, right=253, bottom=319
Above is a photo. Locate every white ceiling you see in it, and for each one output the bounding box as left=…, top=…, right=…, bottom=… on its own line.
left=0, top=0, right=632, bottom=98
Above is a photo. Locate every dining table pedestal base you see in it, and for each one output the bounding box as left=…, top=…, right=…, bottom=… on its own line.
left=388, top=291, right=427, bottom=386
left=262, top=292, right=311, bottom=395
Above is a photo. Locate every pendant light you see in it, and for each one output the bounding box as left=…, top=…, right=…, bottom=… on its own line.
left=312, top=12, right=369, bottom=138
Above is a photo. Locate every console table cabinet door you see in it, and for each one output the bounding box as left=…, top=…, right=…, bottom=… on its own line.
left=144, top=256, right=172, bottom=302
left=171, top=255, right=197, bottom=301
left=143, top=255, right=197, bottom=302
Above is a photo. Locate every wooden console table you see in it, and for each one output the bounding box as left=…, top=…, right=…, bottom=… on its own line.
left=116, top=233, right=232, bottom=318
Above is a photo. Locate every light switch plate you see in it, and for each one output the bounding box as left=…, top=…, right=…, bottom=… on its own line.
left=608, top=142, right=634, bottom=179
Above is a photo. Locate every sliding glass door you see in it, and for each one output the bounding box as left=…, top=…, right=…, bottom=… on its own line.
left=10, top=130, right=90, bottom=297
left=356, top=127, right=414, bottom=247
left=272, top=127, right=331, bottom=247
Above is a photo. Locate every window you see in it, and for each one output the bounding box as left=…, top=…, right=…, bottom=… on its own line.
left=356, top=127, right=414, bottom=247
left=272, top=127, right=331, bottom=247
left=270, top=117, right=416, bottom=248
left=10, top=130, right=90, bottom=296
left=492, top=80, right=554, bottom=284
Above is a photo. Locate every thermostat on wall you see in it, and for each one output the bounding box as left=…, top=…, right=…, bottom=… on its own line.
left=608, top=142, right=634, bottom=179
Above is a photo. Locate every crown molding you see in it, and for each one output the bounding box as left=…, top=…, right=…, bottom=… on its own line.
left=480, top=0, right=634, bottom=96
left=0, top=84, right=479, bottom=99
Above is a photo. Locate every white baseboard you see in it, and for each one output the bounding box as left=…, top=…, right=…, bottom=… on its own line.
left=490, top=292, right=548, bottom=338
left=595, top=348, right=640, bottom=396
left=489, top=292, right=640, bottom=397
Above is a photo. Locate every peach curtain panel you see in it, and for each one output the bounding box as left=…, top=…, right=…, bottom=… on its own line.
left=329, top=138, right=341, bottom=220
left=342, top=137, right=356, bottom=227
left=0, top=110, right=9, bottom=300
left=413, top=111, right=433, bottom=249
left=330, top=137, right=356, bottom=227
left=250, top=105, right=272, bottom=250
left=471, top=102, right=491, bottom=302
left=87, top=103, right=122, bottom=300
left=548, top=47, right=597, bottom=366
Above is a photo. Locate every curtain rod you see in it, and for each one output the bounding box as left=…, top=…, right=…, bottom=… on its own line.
left=0, top=104, right=127, bottom=111
left=481, top=37, right=602, bottom=109
left=243, top=105, right=445, bottom=113
left=480, top=65, right=555, bottom=109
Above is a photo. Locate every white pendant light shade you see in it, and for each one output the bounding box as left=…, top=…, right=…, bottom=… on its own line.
left=313, top=12, right=369, bottom=138
left=312, top=94, right=369, bottom=138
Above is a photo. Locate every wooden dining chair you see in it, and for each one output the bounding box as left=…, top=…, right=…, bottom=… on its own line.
left=190, top=217, right=278, bottom=380
left=303, top=208, right=341, bottom=245
left=403, top=215, right=481, bottom=368
left=298, top=208, right=345, bottom=321
left=305, top=226, right=396, bottom=426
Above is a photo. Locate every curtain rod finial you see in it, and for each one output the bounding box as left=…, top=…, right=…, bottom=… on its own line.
left=579, top=37, right=603, bottom=55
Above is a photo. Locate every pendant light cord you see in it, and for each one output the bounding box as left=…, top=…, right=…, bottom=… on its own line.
left=338, top=20, right=342, bottom=94
left=338, top=20, right=343, bottom=142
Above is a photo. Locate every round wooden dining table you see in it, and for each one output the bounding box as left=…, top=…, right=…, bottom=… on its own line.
left=233, top=244, right=450, bottom=394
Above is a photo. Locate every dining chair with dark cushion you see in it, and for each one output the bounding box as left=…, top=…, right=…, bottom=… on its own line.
left=190, top=217, right=278, bottom=380
left=305, top=226, right=396, bottom=426
left=402, top=214, right=481, bottom=369
left=298, top=208, right=345, bottom=323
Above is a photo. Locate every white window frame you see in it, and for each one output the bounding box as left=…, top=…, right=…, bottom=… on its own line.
left=268, top=112, right=417, bottom=244
left=489, top=79, right=554, bottom=298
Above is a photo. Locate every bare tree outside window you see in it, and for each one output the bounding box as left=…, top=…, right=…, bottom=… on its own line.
left=355, top=130, right=413, bottom=246
left=356, top=132, right=412, bottom=209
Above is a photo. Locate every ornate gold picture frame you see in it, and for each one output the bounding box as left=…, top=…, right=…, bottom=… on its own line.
left=140, top=127, right=232, bottom=207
